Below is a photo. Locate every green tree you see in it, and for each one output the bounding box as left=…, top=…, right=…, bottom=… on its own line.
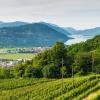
left=42, top=63, right=59, bottom=78
left=24, top=66, right=33, bottom=78
left=60, top=66, right=68, bottom=77
left=74, top=52, right=92, bottom=75
left=15, top=63, right=26, bottom=77
left=0, top=68, right=14, bottom=78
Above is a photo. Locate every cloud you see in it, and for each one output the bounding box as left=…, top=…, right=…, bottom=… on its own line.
left=0, top=0, right=100, bottom=29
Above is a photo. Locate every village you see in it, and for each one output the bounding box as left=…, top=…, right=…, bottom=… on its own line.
left=0, top=47, right=50, bottom=54
left=0, top=59, right=23, bottom=68
left=0, top=47, right=50, bottom=67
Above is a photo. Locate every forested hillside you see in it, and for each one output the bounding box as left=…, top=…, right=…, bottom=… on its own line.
left=67, top=35, right=100, bottom=55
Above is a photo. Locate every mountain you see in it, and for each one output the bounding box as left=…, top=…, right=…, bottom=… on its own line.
left=0, top=21, right=28, bottom=28
left=77, top=27, right=100, bottom=36
left=41, top=22, right=70, bottom=36
left=64, top=27, right=100, bottom=45
left=0, top=22, right=70, bottom=47
left=64, top=27, right=100, bottom=36
left=63, top=27, right=77, bottom=34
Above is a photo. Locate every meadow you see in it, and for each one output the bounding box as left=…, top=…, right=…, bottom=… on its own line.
left=0, top=75, right=100, bottom=100
left=0, top=53, right=35, bottom=60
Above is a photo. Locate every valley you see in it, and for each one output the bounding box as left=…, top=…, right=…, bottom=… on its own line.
left=0, top=0, right=100, bottom=99
left=0, top=22, right=100, bottom=100
left=0, top=47, right=49, bottom=67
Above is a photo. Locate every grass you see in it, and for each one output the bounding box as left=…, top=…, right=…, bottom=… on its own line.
left=0, top=53, right=35, bottom=60
left=0, top=75, right=100, bottom=100
left=0, top=48, right=16, bottom=53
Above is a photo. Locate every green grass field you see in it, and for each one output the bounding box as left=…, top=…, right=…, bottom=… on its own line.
left=0, top=75, right=100, bottom=100
left=0, top=53, right=35, bottom=60
left=0, top=48, right=16, bottom=53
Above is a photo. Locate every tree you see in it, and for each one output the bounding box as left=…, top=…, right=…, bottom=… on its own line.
left=24, top=66, right=33, bottom=78
left=42, top=63, right=59, bottom=78
left=15, top=63, right=26, bottom=77
left=33, top=42, right=68, bottom=78
left=74, top=52, right=92, bottom=75
left=60, top=66, right=67, bottom=77
left=95, top=64, right=100, bottom=74
left=0, top=68, right=14, bottom=78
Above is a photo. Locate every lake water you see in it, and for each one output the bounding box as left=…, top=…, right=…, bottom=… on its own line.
left=65, top=34, right=92, bottom=45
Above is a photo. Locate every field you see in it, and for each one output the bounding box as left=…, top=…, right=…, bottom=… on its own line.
left=0, top=75, right=100, bottom=100
left=0, top=48, right=35, bottom=60
left=0, top=48, right=16, bottom=53
left=0, top=53, right=35, bottom=60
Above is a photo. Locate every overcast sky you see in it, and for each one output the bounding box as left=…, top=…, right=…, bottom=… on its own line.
left=0, top=0, right=100, bottom=29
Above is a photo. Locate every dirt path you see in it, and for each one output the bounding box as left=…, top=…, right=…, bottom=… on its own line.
left=83, top=90, right=100, bottom=100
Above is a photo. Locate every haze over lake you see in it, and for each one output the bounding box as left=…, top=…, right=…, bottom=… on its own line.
left=65, top=34, right=92, bottom=45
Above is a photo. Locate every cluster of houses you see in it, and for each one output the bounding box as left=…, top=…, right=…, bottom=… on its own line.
left=5, top=47, right=50, bottom=54
left=0, top=59, right=33, bottom=68
left=0, top=59, right=22, bottom=68
left=0, top=47, right=50, bottom=68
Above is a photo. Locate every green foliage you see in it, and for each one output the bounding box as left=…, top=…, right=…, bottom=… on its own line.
left=42, top=63, right=58, bottom=78
left=33, top=42, right=69, bottom=78
left=24, top=66, right=34, bottom=77
left=0, top=68, right=14, bottom=78
left=82, top=35, right=100, bottom=51
left=74, top=52, right=92, bottom=74
left=0, top=75, right=99, bottom=100
left=60, top=66, right=68, bottom=77
left=15, top=63, right=26, bottom=77
left=67, top=35, right=100, bottom=55
left=95, top=64, right=100, bottom=74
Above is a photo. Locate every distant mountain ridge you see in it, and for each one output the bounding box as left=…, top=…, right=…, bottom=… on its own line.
left=41, top=22, right=70, bottom=36
left=0, top=22, right=70, bottom=47
left=64, top=27, right=100, bottom=36
left=0, top=21, right=100, bottom=47
left=63, top=27, right=77, bottom=35
left=0, top=21, right=100, bottom=36
left=64, top=27, right=100, bottom=45
left=0, top=21, right=28, bottom=28
left=77, top=27, right=100, bottom=36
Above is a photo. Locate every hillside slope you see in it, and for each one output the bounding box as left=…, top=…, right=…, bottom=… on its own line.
left=64, top=27, right=100, bottom=36
left=0, top=75, right=99, bottom=100
left=67, top=35, right=100, bottom=55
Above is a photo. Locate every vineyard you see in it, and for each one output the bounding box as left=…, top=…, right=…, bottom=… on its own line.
left=0, top=75, right=100, bottom=100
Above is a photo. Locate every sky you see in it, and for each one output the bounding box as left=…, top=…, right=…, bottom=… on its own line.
left=0, top=0, right=100, bottom=29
